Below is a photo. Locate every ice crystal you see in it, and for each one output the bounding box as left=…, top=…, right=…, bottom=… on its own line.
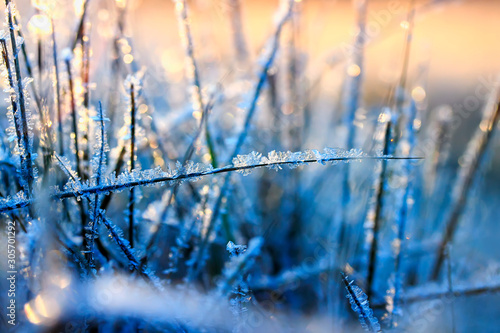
left=124, top=72, right=143, bottom=92
left=232, top=151, right=262, bottom=175
left=233, top=148, right=369, bottom=174
left=226, top=241, right=247, bottom=258
left=219, top=237, right=263, bottom=294
left=0, top=190, right=28, bottom=211
left=54, top=154, right=82, bottom=194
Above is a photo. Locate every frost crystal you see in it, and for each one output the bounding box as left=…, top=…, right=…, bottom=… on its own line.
left=232, top=148, right=370, bottom=174
left=226, top=241, right=247, bottom=258
left=0, top=191, right=28, bottom=211
left=232, top=151, right=262, bottom=175
left=54, top=154, right=82, bottom=194
left=124, top=72, right=144, bottom=92
left=262, top=150, right=289, bottom=170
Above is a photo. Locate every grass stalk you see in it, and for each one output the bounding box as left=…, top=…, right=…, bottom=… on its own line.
left=81, top=22, right=91, bottom=178
left=71, top=0, right=90, bottom=51
left=65, top=54, right=87, bottom=249
left=174, top=0, right=218, bottom=168
left=372, top=281, right=500, bottom=309
left=187, top=1, right=293, bottom=281
left=0, top=154, right=419, bottom=214
left=13, top=15, right=43, bottom=119
left=229, top=0, right=249, bottom=64
left=89, top=102, right=106, bottom=267
left=366, top=111, right=393, bottom=300
left=391, top=98, right=418, bottom=326
left=0, top=38, right=25, bottom=177
left=51, top=19, right=64, bottom=156
left=338, top=0, right=368, bottom=260
left=142, top=90, right=218, bottom=256
left=129, top=82, right=136, bottom=248
left=5, top=0, right=34, bottom=197
left=431, top=83, right=500, bottom=280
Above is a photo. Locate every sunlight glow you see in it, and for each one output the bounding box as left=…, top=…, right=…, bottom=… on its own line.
left=347, top=64, right=361, bottom=77
left=28, top=14, right=52, bottom=36
left=411, top=86, right=426, bottom=102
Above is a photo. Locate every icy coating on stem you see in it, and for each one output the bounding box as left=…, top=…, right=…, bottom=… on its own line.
left=53, top=147, right=382, bottom=199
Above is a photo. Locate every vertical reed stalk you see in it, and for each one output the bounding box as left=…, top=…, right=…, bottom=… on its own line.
left=188, top=2, right=293, bottom=281
left=431, top=84, right=500, bottom=280
left=71, top=0, right=90, bottom=51
left=51, top=19, right=64, bottom=156
left=66, top=55, right=87, bottom=248
left=65, top=58, right=83, bottom=179
left=338, top=0, right=367, bottom=260
left=89, top=102, right=106, bottom=267
left=129, top=83, right=136, bottom=248
left=229, top=0, right=249, bottom=64
left=174, top=0, right=218, bottom=167
left=0, top=38, right=25, bottom=172
left=5, top=0, right=34, bottom=197
left=366, top=112, right=393, bottom=300
left=13, top=15, right=43, bottom=118
left=391, top=98, right=418, bottom=326
left=393, top=0, right=415, bottom=146
left=81, top=22, right=91, bottom=178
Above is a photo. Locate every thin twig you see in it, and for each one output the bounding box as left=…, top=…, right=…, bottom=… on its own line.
left=129, top=83, right=136, bottom=248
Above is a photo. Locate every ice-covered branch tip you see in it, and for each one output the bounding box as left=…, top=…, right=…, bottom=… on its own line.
left=341, top=272, right=382, bottom=332
left=99, top=210, right=163, bottom=291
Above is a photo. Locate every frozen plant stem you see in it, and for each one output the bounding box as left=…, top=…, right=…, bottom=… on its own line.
left=143, top=92, right=217, bottom=257
left=0, top=38, right=25, bottom=178
left=372, top=281, right=500, bottom=308
left=66, top=58, right=83, bottom=179
left=129, top=82, right=136, bottom=248
left=5, top=0, right=34, bottom=197
left=393, top=1, right=415, bottom=145
left=89, top=102, right=106, bottom=267
left=188, top=1, right=293, bottom=281
left=391, top=99, right=418, bottom=327
left=66, top=55, right=87, bottom=248
left=338, top=0, right=368, bottom=259
left=229, top=0, right=249, bottom=63
left=99, top=211, right=162, bottom=290
left=366, top=114, right=392, bottom=300
left=341, top=272, right=381, bottom=332
left=51, top=19, right=64, bottom=156
left=174, top=0, right=218, bottom=167
left=431, top=85, right=500, bottom=280
left=36, top=16, right=42, bottom=90
left=54, top=156, right=418, bottom=200
left=71, top=0, right=89, bottom=51
left=13, top=15, right=42, bottom=118
left=81, top=22, right=91, bottom=178
left=446, top=246, right=456, bottom=333
left=0, top=153, right=418, bottom=213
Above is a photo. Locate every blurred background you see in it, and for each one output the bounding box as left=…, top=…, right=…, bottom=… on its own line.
left=17, top=0, right=500, bottom=157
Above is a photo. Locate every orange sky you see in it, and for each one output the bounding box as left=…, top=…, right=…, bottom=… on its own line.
left=128, top=0, right=499, bottom=108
